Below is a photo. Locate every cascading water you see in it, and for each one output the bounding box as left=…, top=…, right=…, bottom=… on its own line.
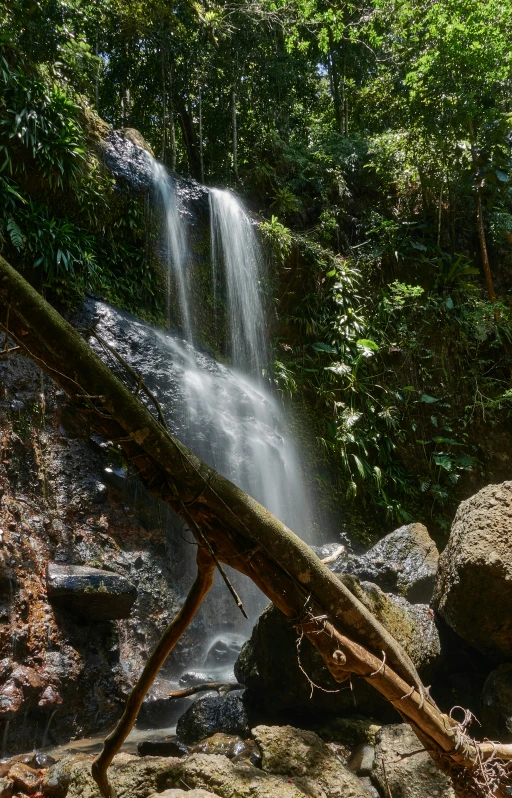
left=106, top=159, right=319, bottom=696
left=209, top=188, right=267, bottom=375
left=149, top=163, right=314, bottom=542
left=151, top=161, right=191, bottom=336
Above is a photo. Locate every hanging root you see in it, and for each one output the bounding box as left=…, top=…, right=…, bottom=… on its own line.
left=91, top=548, right=215, bottom=798
left=443, top=708, right=512, bottom=798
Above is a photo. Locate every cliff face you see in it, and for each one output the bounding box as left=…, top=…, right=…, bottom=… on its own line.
left=0, top=344, right=206, bottom=753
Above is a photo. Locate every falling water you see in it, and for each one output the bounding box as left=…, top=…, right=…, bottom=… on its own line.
left=115, top=158, right=318, bottom=673
left=151, top=162, right=191, bottom=336
left=158, top=332, right=313, bottom=540
left=41, top=709, right=58, bottom=748
left=2, top=720, right=9, bottom=757
left=209, top=189, right=267, bottom=375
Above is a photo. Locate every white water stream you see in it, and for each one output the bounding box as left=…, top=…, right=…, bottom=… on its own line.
left=151, top=165, right=314, bottom=542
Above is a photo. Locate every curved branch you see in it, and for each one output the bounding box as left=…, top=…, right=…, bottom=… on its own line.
left=91, top=548, right=215, bottom=798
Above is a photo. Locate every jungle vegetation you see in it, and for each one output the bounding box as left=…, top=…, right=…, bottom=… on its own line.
left=1, top=0, right=512, bottom=538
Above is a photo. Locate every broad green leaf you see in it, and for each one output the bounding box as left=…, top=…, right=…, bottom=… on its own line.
left=433, top=453, right=452, bottom=471
left=312, top=342, right=337, bottom=353
left=356, top=339, right=379, bottom=351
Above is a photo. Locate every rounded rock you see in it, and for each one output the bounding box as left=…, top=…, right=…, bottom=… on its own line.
left=433, top=482, right=512, bottom=659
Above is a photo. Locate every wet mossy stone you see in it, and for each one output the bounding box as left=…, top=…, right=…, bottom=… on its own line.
left=176, top=693, right=249, bottom=745
left=235, top=586, right=441, bottom=722
left=46, top=563, right=137, bottom=621
left=339, top=523, right=440, bottom=604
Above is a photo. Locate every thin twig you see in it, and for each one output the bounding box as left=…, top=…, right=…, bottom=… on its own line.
left=174, top=489, right=248, bottom=619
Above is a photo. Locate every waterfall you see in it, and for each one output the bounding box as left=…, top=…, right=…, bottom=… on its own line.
left=136, top=161, right=317, bottom=673
left=209, top=189, right=267, bottom=375
left=148, top=166, right=314, bottom=541
left=151, top=161, right=191, bottom=337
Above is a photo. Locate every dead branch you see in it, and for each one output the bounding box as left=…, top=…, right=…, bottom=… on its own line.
left=91, top=547, right=215, bottom=798
left=166, top=682, right=244, bottom=700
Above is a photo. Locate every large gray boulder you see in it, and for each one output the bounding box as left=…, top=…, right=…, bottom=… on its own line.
left=46, top=563, right=137, bottom=621
left=432, top=482, right=512, bottom=659
left=372, top=724, right=455, bottom=798
left=235, top=581, right=441, bottom=721
left=252, top=724, right=368, bottom=797
left=162, top=753, right=308, bottom=798
left=63, top=754, right=179, bottom=798
left=339, top=523, right=439, bottom=604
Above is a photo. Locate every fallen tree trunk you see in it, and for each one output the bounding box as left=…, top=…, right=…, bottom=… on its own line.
left=0, top=254, right=510, bottom=797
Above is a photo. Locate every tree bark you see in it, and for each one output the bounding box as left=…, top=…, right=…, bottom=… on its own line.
left=176, top=94, right=202, bottom=181
left=0, top=255, right=511, bottom=797
left=168, top=63, right=176, bottom=172
left=328, top=31, right=343, bottom=134
left=199, top=85, right=204, bottom=183
left=468, top=120, right=497, bottom=302
left=232, top=84, right=238, bottom=182
left=161, top=46, right=167, bottom=163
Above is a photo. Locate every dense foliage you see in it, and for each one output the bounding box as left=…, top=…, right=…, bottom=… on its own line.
left=2, top=0, right=512, bottom=537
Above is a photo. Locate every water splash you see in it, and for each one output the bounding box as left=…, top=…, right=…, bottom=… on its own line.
left=158, top=332, right=312, bottom=540
left=209, top=189, right=267, bottom=375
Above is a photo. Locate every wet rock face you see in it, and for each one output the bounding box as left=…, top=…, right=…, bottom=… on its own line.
left=176, top=694, right=250, bottom=745
left=372, top=724, right=455, bottom=798
left=0, top=349, right=196, bottom=753
left=103, top=131, right=154, bottom=191
left=235, top=585, right=442, bottom=722
left=46, top=563, right=137, bottom=621
left=432, top=482, right=512, bottom=660
left=338, top=523, right=440, bottom=604
left=103, top=129, right=210, bottom=219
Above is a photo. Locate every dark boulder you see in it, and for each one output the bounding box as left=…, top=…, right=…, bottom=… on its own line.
left=176, top=693, right=249, bottom=745
left=235, top=584, right=442, bottom=722
left=137, top=738, right=189, bottom=758
left=335, top=523, right=439, bottom=604
left=46, top=563, right=137, bottom=621
left=204, top=635, right=245, bottom=668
